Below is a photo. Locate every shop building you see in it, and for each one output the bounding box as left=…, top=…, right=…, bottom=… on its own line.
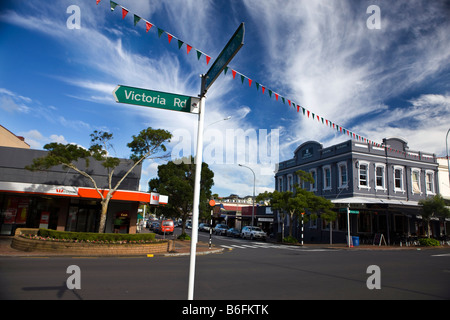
left=0, top=145, right=167, bottom=235
left=275, top=137, right=446, bottom=244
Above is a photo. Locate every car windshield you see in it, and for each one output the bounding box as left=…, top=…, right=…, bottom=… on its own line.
left=162, top=221, right=173, bottom=226
left=253, top=227, right=262, bottom=232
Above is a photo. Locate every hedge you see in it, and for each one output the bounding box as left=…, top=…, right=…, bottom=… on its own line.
left=418, top=238, right=440, bottom=247
left=38, top=228, right=156, bottom=242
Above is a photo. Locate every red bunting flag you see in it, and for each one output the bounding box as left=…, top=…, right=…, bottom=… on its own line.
left=186, top=44, right=192, bottom=54
left=206, top=55, right=211, bottom=65
left=167, top=34, right=173, bottom=43
left=232, top=70, right=237, bottom=79
left=275, top=93, right=279, bottom=101
left=248, top=78, right=252, bottom=87
left=146, top=21, right=153, bottom=32
left=122, top=8, right=128, bottom=19
left=262, top=87, right=265, bottom=94
left=96, top=0, right=101, bottom=4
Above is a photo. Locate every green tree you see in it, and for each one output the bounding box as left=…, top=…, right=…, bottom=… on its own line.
left=258, top=169, right=335, bottom=242
left=149, top=156, right=214, bottom=234
left=26, top=128, right=172, bottom=233
left=419, top=194, right=450, bottom=238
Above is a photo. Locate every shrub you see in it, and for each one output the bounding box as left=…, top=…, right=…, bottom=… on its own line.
left=283, top=236, right=298, bottom=244
left=37, top=229, right=156, bottom=243
left=177, top=233, right=191, bottom=240
left=418, top=238, right=440, bottom=247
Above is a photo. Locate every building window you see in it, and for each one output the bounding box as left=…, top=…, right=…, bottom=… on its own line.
left=425, top=170, right=435, bottom=195
left=323, top=165, right=331, bottom=190
left=309, top=169, right=317, bottom=191
left=375, top=164, right=386, bottom=191
left=338, top=162, right=348, bottom=188
left=411, top=168, right=421, bottom=194
left=358, top=161, right=370, bottom=189
left=278, top=176, right=283, bottom=192
left=287, top=174, right=293, bottom=192
left=393, top=166, right=404, bottom=192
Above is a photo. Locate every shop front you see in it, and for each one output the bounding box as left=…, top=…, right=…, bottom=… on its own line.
left=0, top=182, right=166, bottom=235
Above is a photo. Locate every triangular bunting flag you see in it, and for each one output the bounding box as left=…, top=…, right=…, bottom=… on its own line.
left=186, top=44, right=192, bottom=54
left=268, top=90, right=272, bottom=98
left=206, top=55, right=211, bottom=65
left=110, top=1, right=118, bottom=11
left=122, top=8, right=128, bottom=19
left=248, top=78, right=252, bottom=87
left=145, top=21, right=153, bottom=32
left=133, top=14, right=141, bottom=26
left=262, top=87, right=265, bottom=94
left=167, top=34, right=173, bottom=43
left=96, top=0, right=101, bottom=5
left=178, top=40, right=184, bottom=49
left=288, top=100, right=291, bottom=106
left=157, top=28, right=164, bottom=38
left=255, top=82, right=260, bottom=91
left=240, top=75, right=245, bottom=84
left=196, top=50, right=202, bottom=60
left=224, top=66, right=229, bottom=75
left=232, top=70, right=237, bottom=79
left=275, top=93, right=279, bottom=101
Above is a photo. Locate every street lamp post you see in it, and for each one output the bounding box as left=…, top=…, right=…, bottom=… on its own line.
left=239, top=164, right=255, bottom=227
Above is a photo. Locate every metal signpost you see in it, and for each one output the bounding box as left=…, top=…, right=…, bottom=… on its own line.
left=188, top=23, right=244, bottom=301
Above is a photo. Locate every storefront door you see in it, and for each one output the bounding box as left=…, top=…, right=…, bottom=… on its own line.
left=66, top=203, right=100, bottom=232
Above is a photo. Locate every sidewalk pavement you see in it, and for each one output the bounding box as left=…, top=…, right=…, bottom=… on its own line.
left=1, top=235, right=447, bottom=257
left=0, top=235, right=223, bottom=257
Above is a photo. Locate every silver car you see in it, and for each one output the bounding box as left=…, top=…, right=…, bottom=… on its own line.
left=241, top=226, right=267, bottom=240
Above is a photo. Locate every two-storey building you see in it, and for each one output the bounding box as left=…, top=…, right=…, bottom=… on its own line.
left=275, top=137, right=442, bottom=244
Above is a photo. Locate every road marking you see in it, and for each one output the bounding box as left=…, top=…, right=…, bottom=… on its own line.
left=431, top=253, right=450, bottom=257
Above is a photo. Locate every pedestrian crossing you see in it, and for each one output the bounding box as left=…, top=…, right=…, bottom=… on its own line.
left=219, top=241, right=331, bottom=252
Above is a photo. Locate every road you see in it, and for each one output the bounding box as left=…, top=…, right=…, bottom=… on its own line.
left=0, top=230, right=449, bottom=301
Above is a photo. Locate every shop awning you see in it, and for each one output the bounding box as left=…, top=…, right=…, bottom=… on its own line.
left=332, top=197, right=419, bottom=207
left=0, top=181, right=168, bottom=205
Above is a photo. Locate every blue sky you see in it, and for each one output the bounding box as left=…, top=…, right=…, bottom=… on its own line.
left=1, top=0, right=449, bottom=197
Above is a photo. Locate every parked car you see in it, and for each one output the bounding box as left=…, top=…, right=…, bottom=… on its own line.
left=198, top=223, right=211, bottom=232
left=214, top=224, right=229, bottom=236
left=159, top=219, right=174, bottom=234
left=150, top=221, right=160, bottom=232
left=241, top=226, right=267, bottom=241
left=226, top=228, right=241, bottom=238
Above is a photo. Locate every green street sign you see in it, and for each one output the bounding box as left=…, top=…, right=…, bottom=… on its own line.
left=349, top=210, right=359, bottom=214
left=338, top=208, right=359, bottom=214
left=113, top=85, right=200, bottom=114
left=202, top=23, right=244, bottom=95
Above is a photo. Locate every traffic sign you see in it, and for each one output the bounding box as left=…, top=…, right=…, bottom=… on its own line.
left=201, top=22, right=244, bottom=95
left=113, top=85, right=200, bottom=114
left=349, top=210, right=359, bottom=214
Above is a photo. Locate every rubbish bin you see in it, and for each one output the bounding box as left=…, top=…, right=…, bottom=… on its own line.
left=352, top=236, right=360, bottom=246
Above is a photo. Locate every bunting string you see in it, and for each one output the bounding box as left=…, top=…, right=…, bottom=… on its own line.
left=96, top=0, right=432, bottom=158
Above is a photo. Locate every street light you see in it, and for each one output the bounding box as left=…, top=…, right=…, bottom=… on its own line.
left=206, top=116, right=231, bottom=127
left=239, top=164, right=255, bottom=227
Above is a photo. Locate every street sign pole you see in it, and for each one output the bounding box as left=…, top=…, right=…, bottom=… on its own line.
left=187, top=23, right=244, bottom=300
left=347, top=204, right=351, bottom=248
left=188, top=82, right=206, bottom=301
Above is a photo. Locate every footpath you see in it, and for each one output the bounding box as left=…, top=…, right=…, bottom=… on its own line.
left=1, top=233, right=448, bottom=257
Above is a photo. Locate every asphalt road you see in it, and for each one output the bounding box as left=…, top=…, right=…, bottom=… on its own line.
left=1, top=231, right=449, bottom=301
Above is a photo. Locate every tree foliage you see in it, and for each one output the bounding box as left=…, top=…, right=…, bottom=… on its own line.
left=257, top=170, right=335, bottom=240
left=149, top=156, right=214, bottom=234
left=419, top=194, right=450, bottom=238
